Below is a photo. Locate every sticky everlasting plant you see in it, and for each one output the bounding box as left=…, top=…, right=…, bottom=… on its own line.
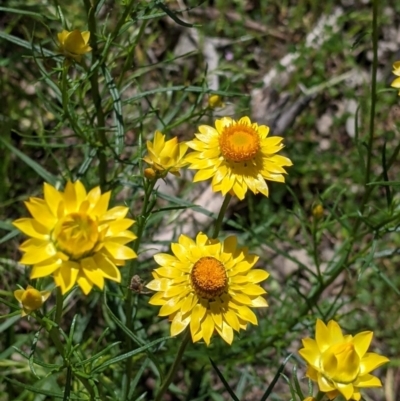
left=185, top=116, right=292, bottom=200
left=57, top=29, right=92, bottom=62
left=146, top=232, right=269, bottom=345
left=143, top=131, right=189, bottom=178
left=299, top=319, right=389, bottom=401
left=13, top=181, right=137, bottom=294
left=14, top=285, right=51, bottom=316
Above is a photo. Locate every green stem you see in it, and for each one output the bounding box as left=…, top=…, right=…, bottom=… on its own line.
left=212, top=193, right=232, bottom=239
left=122, top=178, right=157, bottom=400
left=311, top=219, right=322, bottom=280
left=83, top=0, right=108, bottom=189
left=154, top=330, right=191, bottom=401
left=54, top=287, right=63, bottom=326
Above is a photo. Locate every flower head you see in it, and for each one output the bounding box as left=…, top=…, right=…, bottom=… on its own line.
left=13, top=181, right=137, bottom=295
left=57, top=29, right=92, bottom=62
left=299, top=319, right=389, bottom=401
left=208, top=95, right=225, bottom=109
left=146, top=232, right=269, bottom=345
left=185, top=116, right=292, bottom=200
left=14, top=285, right=51, bottom=316
left=143, top=131, right=188, bottom=178
left=312, top=204, right=324, bottom=220
left=390, top=61, right=400, bottom=95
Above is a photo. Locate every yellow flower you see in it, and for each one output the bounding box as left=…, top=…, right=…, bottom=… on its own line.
left=185, top=116, right=292, bottom=200
left=57, top=29, right=92, bottom=62
left=208, top=95, right=225, bottom=109
left=390, top=61, right=400, bottom=95
left=299, top=319, right=389, bottom=401
left=146, top=232, right=269, bottom=345
left=303, top=398, right=316, bottom=401
left=312, top=204, right=324, bottom=220
left=14, top=285, right=51, bottom=317
left=13, top=181, right=137, bottom=295
left=143, top=131, right=189, bottom=177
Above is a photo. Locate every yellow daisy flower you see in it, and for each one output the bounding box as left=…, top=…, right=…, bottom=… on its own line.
left=143, top=131, right=188, bottom=178
left=146, top=232, right=269, bottom=345
left=185, top=116, right=292, bottom=200
left=14, top=285, right=51, bottom=317
left=57, top=29, right=92, bottom=62
left=299, top=319, right=389, bottom=401
left=13, top=181, right=137, bottom=295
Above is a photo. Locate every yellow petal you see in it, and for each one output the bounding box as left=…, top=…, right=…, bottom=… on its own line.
left=171, top=311, right=190, bottom=336
left=159, top=297, right=182, bottom=316
left=77, top=274, right=94, bottom=295
left=353, top=331, right=372, bottom=358
left=359, top=353, right=389, bottom=375
left=299, top=338, right=320, bottom=368
left=25, top=198, right=57, bottom=228
left=146, top=278, right=170, bottom=292
left=14, top=289, right=24, bottom=302
left=54, top=261, right=79, bottom=294
left=43, top=182, right=64, bottom=217
left=20, top=242, right=57, bottom=265
left=223, top=309, right=240, bottom=331
left=236, top=305, right=257, bottom=324
left=201, top=314, right=215, bottom=345
left=336, top=383, right=355, bottom=400
left=315, top=319, right=331, bottom=351
left=215, top=321, right=234, bottom=345
left=91, top=191, right=111, bottom=217
left=103, top=242, right=136, bottom=260
left=355, top=373, right=382, bottom=388
left=31, top=260, right=61, bottom=279
left=245, top=269, right=269, bottom=283
left=93, top=253, right=121, bottom=282
left=13, top=218, right=49, bottom=239
left=190, top=303, right=206, bottom=338
left=81, top=257, right=105, bottom=290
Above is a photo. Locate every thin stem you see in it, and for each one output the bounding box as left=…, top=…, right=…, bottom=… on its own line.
left=212, top=193, right=232, bottom=238
left=154, top=330, right=191, bottom=401
left=54, top=287, right=63, bottom=326
left=311, top=219, right=322, bottom=280
left=122, top=178, right=156, bottom=400
left=83, top=0, right=108, bottom=189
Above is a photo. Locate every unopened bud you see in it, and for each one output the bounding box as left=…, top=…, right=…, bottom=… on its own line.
left=144, top=167, right=157, bottom=180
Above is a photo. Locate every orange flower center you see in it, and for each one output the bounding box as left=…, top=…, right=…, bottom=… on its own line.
left=52, top=213, right=99, bottom=260
left=219, top=123, right=260, bottom=162
left=190, top=257, right=227, bottom=299
left=21, top=289, right=43, bottom=311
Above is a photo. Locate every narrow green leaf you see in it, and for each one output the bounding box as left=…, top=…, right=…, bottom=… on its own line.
left=260, top=354, right=292, bottom=401
left=102, top=65, right=124, bottom=155
left=155, top=1, right=197, bottom=28
left=209, top=358, right=240, bottom=401
left=381, top=142, right=392, bottom=207
left=0, top=229, right=19, bottom=245
left=0, top=31, right=55, bottom=57
left=4, top=378, right=82, bottom=399
left=0, top=7, right=49, bottom=19
left=0, top=137, right=58, bottom=185
left=292, top=365, right=305, bottom=400
left=92, top=336, right=170, bottom=374
left=74, top=342, right=121, bottom=367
